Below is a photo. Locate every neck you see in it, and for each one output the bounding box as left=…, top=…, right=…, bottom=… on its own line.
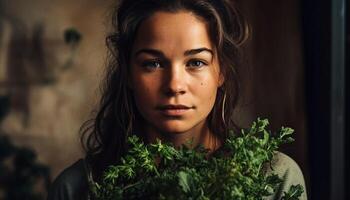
left=143, top=121, right=221, bottom=152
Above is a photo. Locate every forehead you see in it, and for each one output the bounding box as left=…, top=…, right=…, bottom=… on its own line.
left=132, top=11, right=214, bottom=53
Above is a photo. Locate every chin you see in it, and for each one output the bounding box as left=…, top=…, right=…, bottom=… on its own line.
left=156, top=121, right=194, bottom=134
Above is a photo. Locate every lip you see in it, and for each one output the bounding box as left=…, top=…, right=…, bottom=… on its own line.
left=156, top=104, right=193, bottom=116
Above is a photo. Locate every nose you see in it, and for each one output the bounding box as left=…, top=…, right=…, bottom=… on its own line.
left=163, top=64, right=186, bottom=96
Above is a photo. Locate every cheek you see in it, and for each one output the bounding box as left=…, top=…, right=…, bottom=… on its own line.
left=131, top=75, right=159, bottom=107
left=196, top=80, right=218, bottom=106
left=197, top=72, right=219, bottom=95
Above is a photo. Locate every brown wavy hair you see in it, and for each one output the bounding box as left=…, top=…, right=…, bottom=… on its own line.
left=80, top=0, right=249, bottom=180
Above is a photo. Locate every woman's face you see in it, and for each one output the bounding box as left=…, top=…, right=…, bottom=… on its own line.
left=130, top=11, right=223, bottom=135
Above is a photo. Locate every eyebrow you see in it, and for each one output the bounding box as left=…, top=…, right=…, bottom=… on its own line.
left=134, top=49, right=165, bottom=58
left=134, top=47, right=214, bottom=58
left=184, top=48, right=213, bottom=56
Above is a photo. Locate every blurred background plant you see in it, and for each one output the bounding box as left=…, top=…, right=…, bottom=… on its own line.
left=0, top=26, right=82, bottom=199
left=0, top=96, right=50, bottom=200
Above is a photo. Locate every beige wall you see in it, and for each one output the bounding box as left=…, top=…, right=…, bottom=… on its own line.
left=0, top=0, right=113, bottom=178
left=0, top=0, right=308, bottom=186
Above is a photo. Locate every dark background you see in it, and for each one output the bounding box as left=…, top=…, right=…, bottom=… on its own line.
left=302, top=0, right=347, bottom=199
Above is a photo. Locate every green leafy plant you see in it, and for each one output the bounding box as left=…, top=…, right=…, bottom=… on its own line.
left=91, top=118, right=304, bottom=200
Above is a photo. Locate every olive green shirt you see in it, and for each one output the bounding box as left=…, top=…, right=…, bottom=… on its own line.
left=47, top=152, right=307, bottom=200
left=265, top=152, right=307, bottom=200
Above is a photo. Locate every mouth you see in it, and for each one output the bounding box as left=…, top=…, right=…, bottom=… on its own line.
left=156, top=104, right=193, bottom=116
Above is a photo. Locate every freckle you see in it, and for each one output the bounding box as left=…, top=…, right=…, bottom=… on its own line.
left=201, top=82, right=203, bottom=86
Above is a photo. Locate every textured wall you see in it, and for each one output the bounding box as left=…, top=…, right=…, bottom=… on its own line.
left=0, top=0, right=308, bottom=187
left=0, top=0, right=112, bottom=178
left=238, top=0, right=308, bottom=183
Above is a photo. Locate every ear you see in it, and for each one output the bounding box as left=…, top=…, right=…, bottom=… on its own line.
left=218, top=73, right=225, bottom=87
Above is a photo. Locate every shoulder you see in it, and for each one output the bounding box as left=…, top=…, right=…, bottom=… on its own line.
left=267, top=151, right=304, bottom=179
left=264, top=151, right=308, bottom=200
left=47, top=159, right=89, bottom=200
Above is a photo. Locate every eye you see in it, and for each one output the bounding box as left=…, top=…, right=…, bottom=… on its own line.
left=186, top=59, right=207, bottom=68
left=141, top=60, right=162, bottom=69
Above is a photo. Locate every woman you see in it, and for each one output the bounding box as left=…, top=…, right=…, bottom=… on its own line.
left=48, top=0, right=307, bottom=199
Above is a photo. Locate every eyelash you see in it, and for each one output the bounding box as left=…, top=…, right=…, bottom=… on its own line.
left=140, top=59, right=208, bottom=70
left=186, top=59, right=208, bottom=68
left=141, top=60, right=162, bottom=69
